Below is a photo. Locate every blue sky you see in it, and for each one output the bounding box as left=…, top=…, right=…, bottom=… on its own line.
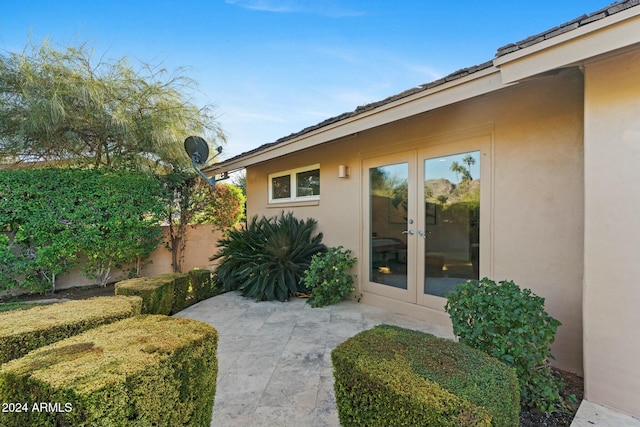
left=1, top=0, right=608, bottom=160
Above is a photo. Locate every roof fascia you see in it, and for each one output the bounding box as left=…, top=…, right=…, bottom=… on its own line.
left=208, top=65, right=505, bottom=174
left=494, top=6, right=640, bottom=84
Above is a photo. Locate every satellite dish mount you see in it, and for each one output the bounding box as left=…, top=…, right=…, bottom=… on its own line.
left=184, top=136, right=226, bottom=186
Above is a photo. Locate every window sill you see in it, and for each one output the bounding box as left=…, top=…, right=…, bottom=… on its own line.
left=267, top=199, right=320, bottom=209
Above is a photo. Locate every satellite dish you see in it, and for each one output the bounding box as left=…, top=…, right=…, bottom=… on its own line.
left=183, top=136, right=225, bottom=186
left=184, top=136, right=210, bottom=165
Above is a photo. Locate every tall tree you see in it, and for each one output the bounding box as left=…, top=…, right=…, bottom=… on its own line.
left=0, top=39, right=224, bottom=170
left=160, top=171, right=245, bottom=273
left=450, top=161, right=463, bottom=182
left=462, top=154, right=476, bottom=181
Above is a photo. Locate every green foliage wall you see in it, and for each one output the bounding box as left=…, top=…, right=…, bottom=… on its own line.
left=0, top=168, right=165, bottom=292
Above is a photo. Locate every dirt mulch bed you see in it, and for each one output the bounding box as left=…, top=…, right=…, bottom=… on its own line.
left=520, top=368, right=584, bottom=427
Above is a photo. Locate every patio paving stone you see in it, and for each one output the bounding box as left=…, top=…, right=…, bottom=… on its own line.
left=174, top=290, right=454, bottom=426
left=175, top=290, right=636, bottom=426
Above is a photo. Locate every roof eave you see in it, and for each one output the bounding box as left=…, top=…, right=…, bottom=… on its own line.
left=207, top=2, right=640, bottom=176
left=494, top=5, right=640, bottom=84
left=206, top=65, right=505, bottom=175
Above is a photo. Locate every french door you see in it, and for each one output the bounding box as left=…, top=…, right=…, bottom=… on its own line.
left=363, top=143, right=483, bottom=310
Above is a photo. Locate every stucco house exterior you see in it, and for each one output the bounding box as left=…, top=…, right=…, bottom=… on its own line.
left=206, top=1, right=640, bottom=418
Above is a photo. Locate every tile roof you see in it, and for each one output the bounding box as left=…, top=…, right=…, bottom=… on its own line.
left=216, top=59, right=496, bottom=166
left=215, top=0, right=639, bottom=168
left=496, top=0, right=640, bottom=56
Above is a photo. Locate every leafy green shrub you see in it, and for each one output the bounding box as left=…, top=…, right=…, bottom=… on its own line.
left=445, top=278, right=562, bottom=413
left=115, top=275, right=175, bottom=315
left=332, top=325, right=520, bottom=427
left=302, top=246, right=356, bottom=307
left=0, top=315, right=218, bottom=427
left=0, top=296, right=142, bottom=364
left=211, top=212, right=326, bottom=301
left=192, top=181, right=246, bottom=227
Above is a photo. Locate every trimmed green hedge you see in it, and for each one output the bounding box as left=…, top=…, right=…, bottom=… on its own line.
left=171, top=272, right=193, bottom=314
left=171, top=270, right=219, bottom=314
left=0, top=296, right=142, bottom=364
left=115, top=275, right=175, bottom=315
left=115, top=269, right=220, bottom=315
left=190, top=268, right=218, bottom=302
left=332, top=325, right=520, bottom=427
left=0, top=315, right=218, bottom=427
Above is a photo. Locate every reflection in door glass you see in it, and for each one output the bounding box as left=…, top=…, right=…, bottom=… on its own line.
left=369, top=163, right=408, bottom=289
left=423, top=151, right=480, bottom=297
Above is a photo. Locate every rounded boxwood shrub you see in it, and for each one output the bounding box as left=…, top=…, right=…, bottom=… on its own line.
left=302, top=246, right=356, bottom=307
left=445, top=278, right=562, bottom=413
left=332, top=325, right=520, bottom=427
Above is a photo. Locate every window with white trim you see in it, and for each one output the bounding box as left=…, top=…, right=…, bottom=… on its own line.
left=268, top=164, right=320, bottom=203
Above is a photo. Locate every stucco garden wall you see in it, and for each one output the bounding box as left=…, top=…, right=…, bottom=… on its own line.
left=246, top=69, right=584, bottom=374
left=583, top=48, right=640, bottom=417
left=54, top=224, right=223, bottom=290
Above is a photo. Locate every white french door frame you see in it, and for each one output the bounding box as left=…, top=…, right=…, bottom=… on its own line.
left=362, top=151, right=419, bottom=304
left=361, top=133, right=493, bottom=311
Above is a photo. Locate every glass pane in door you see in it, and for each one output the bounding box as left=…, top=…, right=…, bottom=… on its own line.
left=369, top=163, right=409, bottom=289
left=423, top=151, right=480, bottom=296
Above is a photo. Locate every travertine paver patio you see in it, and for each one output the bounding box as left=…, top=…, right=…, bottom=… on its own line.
left=174, top=291, right=454, bottom=427
left=175, top=291, right=639, bottom=427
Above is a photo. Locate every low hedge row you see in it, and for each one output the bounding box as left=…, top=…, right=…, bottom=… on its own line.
left=332, top=325, right=520, bottom=427
left=0, top=314, right=218, bottom=427
left=0, top=296, right=142, bottom=364
left=190, top=268, right=219, bottom=302
left=115, top=269, right=219, bottom=315
left=116, top=274, right=178, bottom=315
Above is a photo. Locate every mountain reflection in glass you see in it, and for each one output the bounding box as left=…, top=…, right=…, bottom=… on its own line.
left=423, top=151, right=480, bottom=297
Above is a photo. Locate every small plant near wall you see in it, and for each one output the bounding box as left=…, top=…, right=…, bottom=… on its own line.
left=445, top=278, right=562, bottom=414
left=302, top=246, right=356, bottom=308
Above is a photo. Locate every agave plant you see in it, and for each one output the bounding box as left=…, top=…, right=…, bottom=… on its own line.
left=211, top=212, right=326, bottom=301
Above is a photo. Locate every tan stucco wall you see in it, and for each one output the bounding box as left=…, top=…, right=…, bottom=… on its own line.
left=54, top=224, right=223, bottom=289
left=246, top=69, right=585, bottom=373
left=583, top=48, right=640, bottom=417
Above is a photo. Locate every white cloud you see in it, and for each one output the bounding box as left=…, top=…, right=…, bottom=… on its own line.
left=225, top=0, right=365, bottom=17
left=228, top=109, right=288, bottom=124
left=225, top=0, right=290, bottom=13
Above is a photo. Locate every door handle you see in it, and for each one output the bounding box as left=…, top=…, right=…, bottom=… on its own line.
left=402, top=230, right=414, bottom=236
left=417, top=230, right=430, bottom=239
